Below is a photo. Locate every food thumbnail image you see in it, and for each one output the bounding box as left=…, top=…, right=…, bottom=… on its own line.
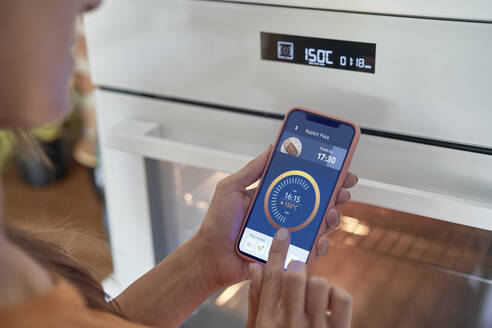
left=281, top=137, right=302, bottom=157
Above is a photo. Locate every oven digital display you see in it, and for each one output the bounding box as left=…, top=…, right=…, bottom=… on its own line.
left=261, top=32, right=376, bottom=74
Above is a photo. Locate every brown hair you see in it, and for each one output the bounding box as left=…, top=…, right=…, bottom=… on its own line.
left=5, top=225, right=124, bottom=318
left=5, top=131, right=124, bottom=315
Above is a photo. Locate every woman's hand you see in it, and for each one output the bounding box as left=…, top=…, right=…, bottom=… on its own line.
left=197, top=145, right=358, bottom=289
left=247, top=228, right=353, bottom=328
left=114, top=146, right=356, bottom=327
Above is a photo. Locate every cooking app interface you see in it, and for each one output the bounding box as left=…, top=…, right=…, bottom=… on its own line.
left=238, top=110, right=355, bottom=266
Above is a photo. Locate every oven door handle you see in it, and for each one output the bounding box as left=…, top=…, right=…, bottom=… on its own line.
left=104, top=119, right=492, bottom=231
left=104, top=119, right=253, bottom=173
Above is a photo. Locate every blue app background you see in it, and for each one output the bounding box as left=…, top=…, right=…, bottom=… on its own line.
left=242, top=110, right=355, bottom=252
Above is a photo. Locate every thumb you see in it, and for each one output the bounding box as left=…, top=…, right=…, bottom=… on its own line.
left=228, top=145, right=272, bottom=189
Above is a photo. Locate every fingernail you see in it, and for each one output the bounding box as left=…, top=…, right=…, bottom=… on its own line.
left=249, top=262, right=261, bottom=270
left=336, top=210, right=342, bottom=227
left=330, top=210, right=341, bottom=228
left=276, top=227, right=289, bottom=241
left=249, top=262, right=261, bottom=274
left=287, top=260, right=305, bottom=272
left=248, top=263, right=255, bottom=278
left=248, top=263, right=262, bottom=281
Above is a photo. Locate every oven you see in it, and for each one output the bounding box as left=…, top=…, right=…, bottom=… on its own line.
left=85, top=1, right=492, bottom=326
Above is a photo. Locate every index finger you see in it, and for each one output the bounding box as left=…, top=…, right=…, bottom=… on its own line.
left=256, top=228, right=290, bottom=317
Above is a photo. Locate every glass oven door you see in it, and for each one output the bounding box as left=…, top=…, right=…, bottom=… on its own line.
left=96, top=90, right=492, bottom=327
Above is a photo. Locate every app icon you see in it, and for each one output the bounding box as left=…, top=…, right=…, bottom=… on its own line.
left=277, top=41, right=294, bottom=60
left=281, top=137, right=302, bottom=157
left=244, top=234, right=258, bottom=252
left=256, top=241, right=267, bottom=256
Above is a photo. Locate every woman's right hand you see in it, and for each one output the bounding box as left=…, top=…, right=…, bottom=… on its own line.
left=247, top=228, right=353, bottom=328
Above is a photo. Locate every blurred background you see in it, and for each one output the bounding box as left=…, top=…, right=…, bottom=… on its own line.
left=3, top=1, right=492, bottom=327
left=1, top=18, right=111, bottom=282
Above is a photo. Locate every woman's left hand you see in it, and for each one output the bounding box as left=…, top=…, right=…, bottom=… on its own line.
left=197, top=145, right=358, bottom=289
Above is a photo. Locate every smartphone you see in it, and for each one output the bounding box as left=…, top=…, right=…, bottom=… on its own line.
left=236, top=107, right=360, bottom=266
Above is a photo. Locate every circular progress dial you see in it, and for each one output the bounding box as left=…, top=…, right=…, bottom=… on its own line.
left=264, top=170, right=320, bottom=232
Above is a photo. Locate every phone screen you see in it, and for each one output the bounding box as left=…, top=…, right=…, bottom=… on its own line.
left=238, top=109, right=355, bottom=266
